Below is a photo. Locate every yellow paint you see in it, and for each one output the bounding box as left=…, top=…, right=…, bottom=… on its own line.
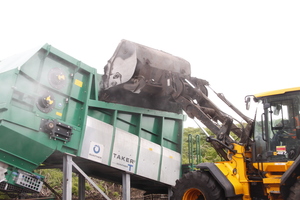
left=263, top=177, right=281, bottom=198
left=46, top=96, right=54, bottom=105
left=57, top=74, right=65, bottom=80
left=214, top=144, right=295, bottom=199
left=255, top=87, right=300, bottom=98
left=251, top=161, right=294, bottom=199
left=252, top=161, right=294, bottom=173
left=74, top=79, right=83, bottom=87
left=263, top=177, right=281, bottom=184
left=215, top=144, right=252, bottom=200
left=56, top=112, right=62, bottom=117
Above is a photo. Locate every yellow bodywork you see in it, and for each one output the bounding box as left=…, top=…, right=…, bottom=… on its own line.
left=214, top=144, right=294, bottom=200
left=254, top=87, right=300, bottom=98
left=215, top=144, right=252, bottom=199
left=252, top=161, right=293, bottom=200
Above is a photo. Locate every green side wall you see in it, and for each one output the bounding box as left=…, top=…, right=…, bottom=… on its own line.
left=0, top=44, right=185, bottom=191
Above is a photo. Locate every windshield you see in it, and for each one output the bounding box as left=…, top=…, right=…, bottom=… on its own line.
left=254, top=92, right=300, bottom=161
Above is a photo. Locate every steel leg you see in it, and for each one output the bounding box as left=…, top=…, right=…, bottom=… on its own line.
left=78, top=173, right=85, bottom=200
left=122, top=173, right=130, bottom=200
left=63, top=154, right=73, bottom=200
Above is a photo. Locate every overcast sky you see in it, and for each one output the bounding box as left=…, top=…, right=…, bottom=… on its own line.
left=1, top=0, right=300, bottom=127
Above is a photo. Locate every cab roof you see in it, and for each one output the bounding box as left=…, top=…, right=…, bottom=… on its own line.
left=254, top=87, right=300, bottom=98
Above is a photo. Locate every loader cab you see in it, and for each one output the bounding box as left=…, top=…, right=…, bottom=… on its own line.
left=253, top=87, right=300, bottom=162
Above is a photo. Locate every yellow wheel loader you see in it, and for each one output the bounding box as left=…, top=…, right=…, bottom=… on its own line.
left=101, top=40, right=300, bottom=200
left=170, top=86, right=300, bottom=200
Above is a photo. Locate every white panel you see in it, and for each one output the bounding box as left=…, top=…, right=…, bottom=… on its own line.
left=80, top=116, right=113, bottom=165
left=160, top=147, right=181, bottom=185
left=136, top=138, right=161, bottom=180
left=81, top=117, right=181, bottom=186
left=111, top=128, right=138, bottom=173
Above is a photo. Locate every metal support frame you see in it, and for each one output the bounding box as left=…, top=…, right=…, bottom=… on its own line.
left=62, top=154, right=111, bottom=200
left=168, top=187, right=172, bottom=200
left=122, top=173, right=131, bottom=200
left=63, top=154, right=73, bottom=200
left=78, top=174, right=85, bottom=200
left=61, top=154, right=174, bottom=200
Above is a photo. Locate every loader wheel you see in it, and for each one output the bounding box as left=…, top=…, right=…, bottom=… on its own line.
left=287, top=179, right=300, bottom=200
left=171, top=171, right=225, bottom=200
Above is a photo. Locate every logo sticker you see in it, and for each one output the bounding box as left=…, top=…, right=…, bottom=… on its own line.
left=93, top=145, right=101, bottom=154
left=111, top=153, right=136, bottom=172
left=276, top=146, right=287, bottom=155
left=88, top=141, right=104, bottom=163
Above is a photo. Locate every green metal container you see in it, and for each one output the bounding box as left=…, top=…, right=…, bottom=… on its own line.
left=0, top=44, right=185, bottom=194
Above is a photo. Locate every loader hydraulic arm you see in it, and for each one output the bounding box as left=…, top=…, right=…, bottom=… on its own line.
left=164, top=74, right=253, bottom=160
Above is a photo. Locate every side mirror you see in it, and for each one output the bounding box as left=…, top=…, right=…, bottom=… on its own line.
left=245, top=96, right=251, bottom=110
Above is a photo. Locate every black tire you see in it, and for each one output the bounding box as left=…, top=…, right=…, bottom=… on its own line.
left=287, top=179, right=300, bottom=200
left=171, top=171, right=225, bottom=200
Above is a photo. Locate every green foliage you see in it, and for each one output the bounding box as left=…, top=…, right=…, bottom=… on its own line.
left=0, top=191, right=9, bottom=199
left=35, top=169, right=92, bottom=197
left=37, top=169, right=63, bottom=195
left=113, top=191, right=120, bottom=197
left=182, top=127, right=222, bottom=165
left=72, top=174, right=79, bottom=196
left=35, top=169, right=124, bottom=199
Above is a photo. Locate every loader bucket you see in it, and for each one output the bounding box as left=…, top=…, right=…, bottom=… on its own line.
left=99, top=40, right=191, bottom=112
left=101, top=39, right=191, bottom=92
left=99, top=40, right=191, bottom=113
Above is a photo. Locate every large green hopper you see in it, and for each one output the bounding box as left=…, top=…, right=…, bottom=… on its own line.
left=0, top=42, right=185, bottom=195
